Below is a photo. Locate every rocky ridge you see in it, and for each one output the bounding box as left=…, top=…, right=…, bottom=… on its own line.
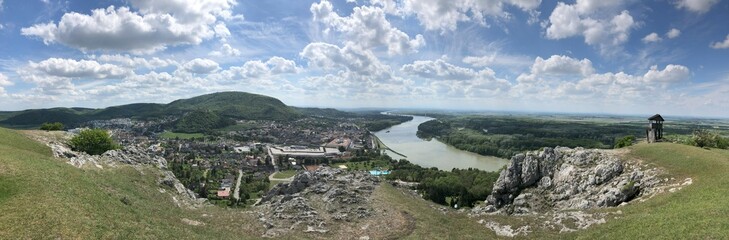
left=256, top=167, right=380, bottom=238
left=471, top=147, right=687, bottom=237
left=25, top=130, right=205, bottom=208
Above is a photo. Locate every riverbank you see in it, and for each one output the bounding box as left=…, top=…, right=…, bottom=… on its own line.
left=373, top=115, right=507, bottom=172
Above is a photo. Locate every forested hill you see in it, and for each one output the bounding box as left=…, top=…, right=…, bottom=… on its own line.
left=0, top=91, right=302, bottom=127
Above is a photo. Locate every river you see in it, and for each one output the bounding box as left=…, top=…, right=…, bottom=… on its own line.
left=374, top=115, right=508, bottom=172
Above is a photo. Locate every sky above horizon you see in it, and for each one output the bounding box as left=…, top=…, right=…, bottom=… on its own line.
left=0, top=0, right=728, bottom=117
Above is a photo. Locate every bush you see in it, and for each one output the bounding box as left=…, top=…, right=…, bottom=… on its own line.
left=690, top=129, right=729, bottom=149
left=40, top=122, right=64, bottom=131
left=69, top=129, right=120, bottom=155
left=614, top=135, right=635, bottom=148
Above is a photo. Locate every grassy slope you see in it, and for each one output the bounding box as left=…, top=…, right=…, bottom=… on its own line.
left=0, top=128, right=262, bottom=238
left=571, top=143, right=729, bottom=239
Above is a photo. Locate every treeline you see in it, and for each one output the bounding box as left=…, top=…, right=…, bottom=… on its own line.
left=417, top=116, right=650, bottom=158
left=362, top=115, right=413, bottom=132
left=385, top=160, right=500, bottom=208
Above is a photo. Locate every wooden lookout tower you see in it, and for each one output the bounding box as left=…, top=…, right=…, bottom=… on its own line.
left=646, top=114, right=664, bottom=143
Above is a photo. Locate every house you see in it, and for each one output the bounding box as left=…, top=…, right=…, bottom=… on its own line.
left=646, top=114, right=664, bottom=143
left=217, top=188, right=231, bottom=199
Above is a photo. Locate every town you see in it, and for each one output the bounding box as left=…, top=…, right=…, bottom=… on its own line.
left=78, top=114, right=406, bottom=207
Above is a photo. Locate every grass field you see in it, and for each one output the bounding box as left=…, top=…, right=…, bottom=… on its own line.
left=158, top=131, right=205, bottom=140
left=271, top=170, right=297, bottom=179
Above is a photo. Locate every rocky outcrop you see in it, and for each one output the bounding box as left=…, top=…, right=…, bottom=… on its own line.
left=257, top=167, right=380, bottom=238
left=484, top=147, right=662, bottom=213
left=28, top=130, right=205, bottom=209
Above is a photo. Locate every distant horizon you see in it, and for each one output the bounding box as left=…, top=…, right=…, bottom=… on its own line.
left=3, top=90, right=727, bottom=120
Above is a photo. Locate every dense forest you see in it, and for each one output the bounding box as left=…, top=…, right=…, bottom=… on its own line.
left=385, top=159, right=500, bottom=208
left=417, top=116, right=654, bottom=158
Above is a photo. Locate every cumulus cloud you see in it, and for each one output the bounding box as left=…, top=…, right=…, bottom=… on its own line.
left=311, top=0, right=425, bottom=55
left=512, top=55, right=690, bottom=102
left=643, top=64, right=690, bottom=83
left=642, top=32, right=662, bottom=43
left=675, top=0, right=720, bottom=13
left=228, top=56, right=300, bottom=79
left=530, top=55, right=594, bottom=76
left=29, top=58, right=132, bottom=79
left=545, top=1, right=635, bottom=51
left=300, top=42, right=393, bottom=82
left=401, top=58, right=511, bottom=97
left=183, top=58, right=220, bottom=74
left=21, top=0, right=240, bottom=53
left=667, top=28, right=681, bottom=39
left=374, top=0, right=541, bottom=32
left=210, top=43, right=241, bottom=57
left=710, top=34, right=729, bottom=49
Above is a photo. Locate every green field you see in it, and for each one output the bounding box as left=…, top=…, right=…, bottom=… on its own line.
left=271, top=170, right=297, bottom=179
left=159, top=131, right=205, bottom=140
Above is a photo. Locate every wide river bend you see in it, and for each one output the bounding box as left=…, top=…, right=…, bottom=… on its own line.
left=374, top=115, right=508, bottom=172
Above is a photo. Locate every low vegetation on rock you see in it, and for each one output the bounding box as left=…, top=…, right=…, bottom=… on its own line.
left=69, top=128, right=120, bottom=155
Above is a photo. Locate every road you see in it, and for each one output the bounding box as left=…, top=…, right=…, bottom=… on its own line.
left=267, top=145, right=279, bottom=172
left=233, top=169, right=243, bottom=201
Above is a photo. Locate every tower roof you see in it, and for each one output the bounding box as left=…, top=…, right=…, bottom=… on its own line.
left=648, top=114, right=664, bottom=121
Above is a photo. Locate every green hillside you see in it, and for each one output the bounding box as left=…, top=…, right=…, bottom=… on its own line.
left=0, top=127, right=262, bottom=238
left=166, top=91, right=300, bottom=121
left=0, top=92, right=302, bottom=128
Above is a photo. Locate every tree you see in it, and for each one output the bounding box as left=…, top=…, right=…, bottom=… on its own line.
left=338, top=145, right=346, bottom=153
left=69, top=129, right=120, bottom=155
left=614, top=135, right=635, bottom=148
left=40, top=122, right=64, bottom=131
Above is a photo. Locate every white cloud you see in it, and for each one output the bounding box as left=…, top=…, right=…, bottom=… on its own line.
left=462, top=53, right=533, bottom=69
left=642, top=32, right=662, bottom=43
left=512, top=55, right=690, bottom=102
left=226, top=56, right=300, bottom=79
left=210, top=43, right=241, bottom=56
left=0, top=73, right=11, bottom=86
left=545, top=1, right=635, bottom=51
left=28, top=58, right=132, bottom=79
left=311, top=0, right=425, bottom=55
left=300, top=42, right=393, bottom=82
left=667, top=28, right=681, bottom=39
left=530, top=55, right=594, bottom=76
left=643, top=64, right=690, bottom=83
left=401, top=58, right=477, bottom=80
left=129, top=0, right=241, bottom=22
left=183, top=58, right=220, bottom=74
left=675, top=0, right=720, bottom=13
left=0, top=73, right=10, bottom=94
left=710, top=34, right=729, bottom=49
left=93, top=54, right=176, bottom=69
left=21, top=0, right=240, bottom=54
left=385, top=0, right=541, bottom=32
left=401, top=58, right=511, bottom=97
left=214, top=22, right=232, bottom=40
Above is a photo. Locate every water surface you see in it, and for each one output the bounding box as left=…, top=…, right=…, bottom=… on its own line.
left=374, top=115, right=508, bottom=172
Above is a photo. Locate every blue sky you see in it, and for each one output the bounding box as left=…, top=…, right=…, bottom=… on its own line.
left=0, top=0, right=728, bottom=117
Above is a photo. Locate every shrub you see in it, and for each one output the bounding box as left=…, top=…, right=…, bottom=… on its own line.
left=690, top=129, right=729, bottom=149
left=40, top=122, right=64, bottom=131
left=614, top=135, right=635, bottom=148
left=69, top=129, right=120, bottom=155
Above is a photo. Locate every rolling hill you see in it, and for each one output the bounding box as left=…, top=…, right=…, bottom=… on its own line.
left=0, top=92, right=303, bottom=128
